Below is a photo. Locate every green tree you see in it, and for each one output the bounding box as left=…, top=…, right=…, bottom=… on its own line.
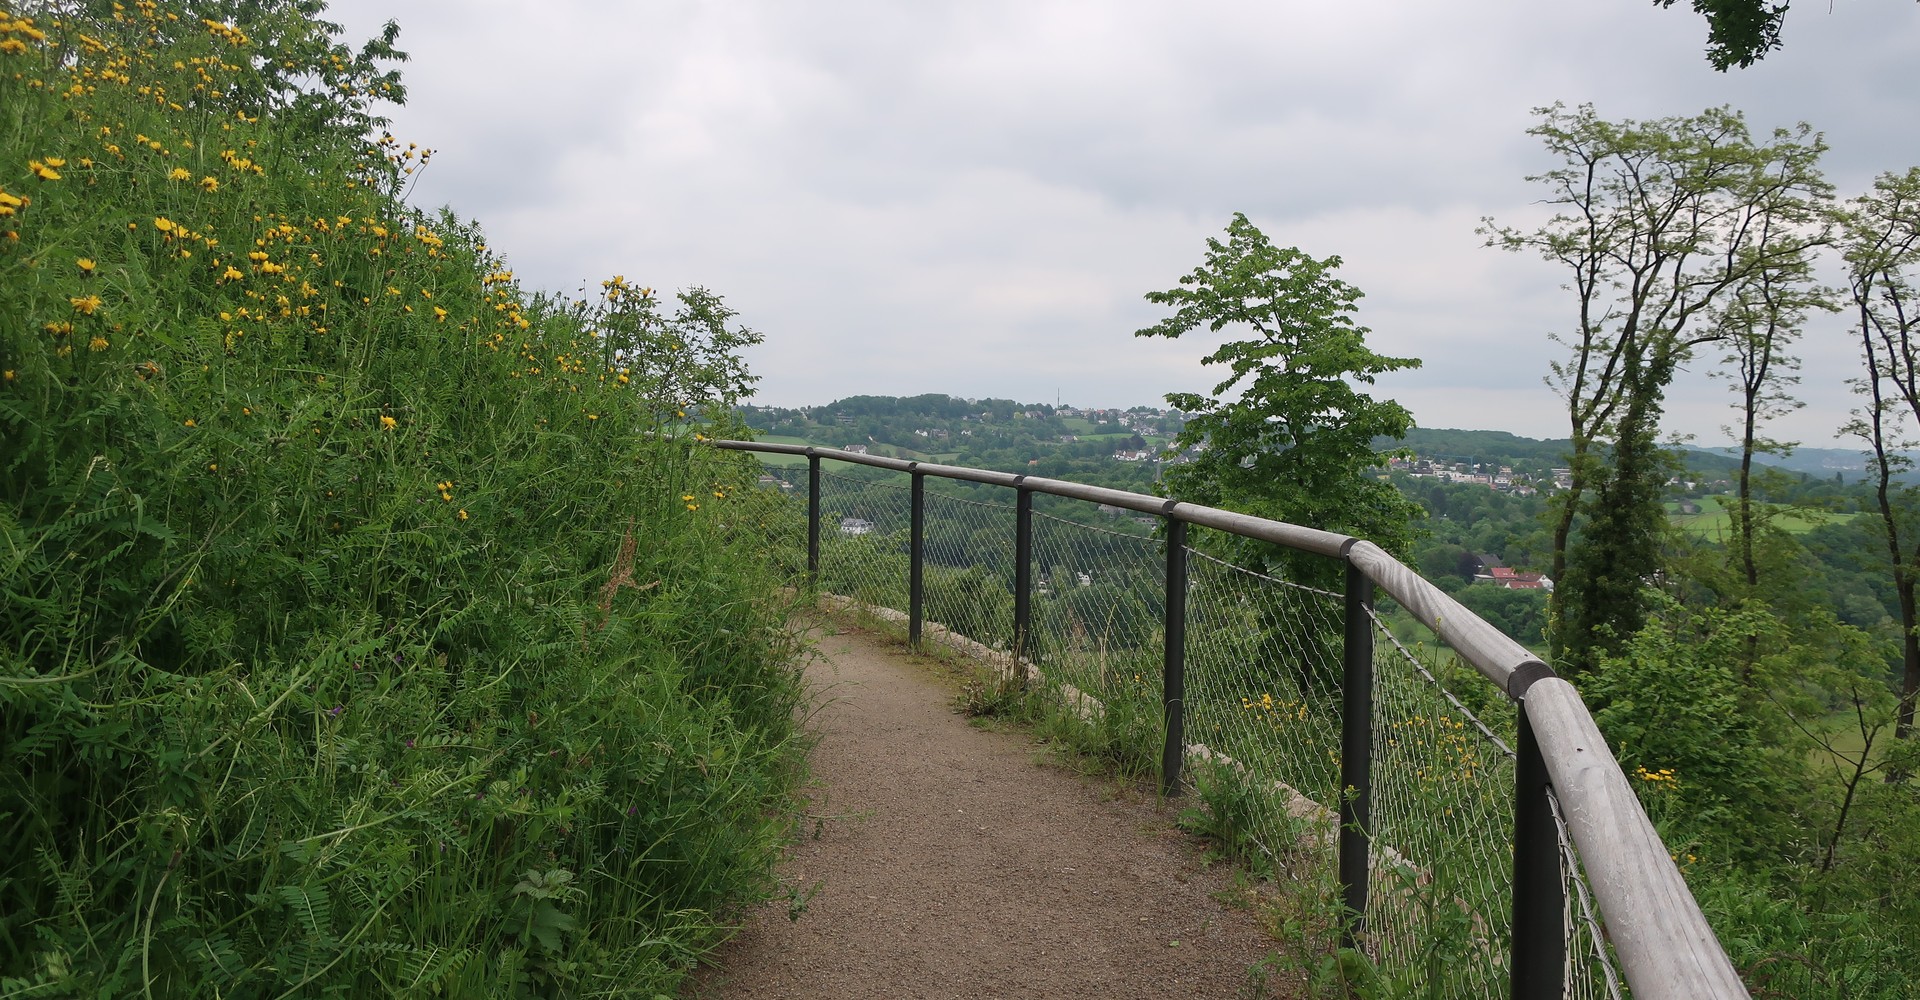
left=1134, top=213, right=1425, bottom=583
left=1652, top=0, right=1789, bottom=70
left=1838, top=167, right=1920, bottom=742
left=1483, top=103, right=1830, bottom=677
left=1651, top=0, right=1920, bottom=72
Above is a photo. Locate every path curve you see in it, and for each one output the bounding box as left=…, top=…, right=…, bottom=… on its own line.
left=687, top=625, right=1291, bottom=999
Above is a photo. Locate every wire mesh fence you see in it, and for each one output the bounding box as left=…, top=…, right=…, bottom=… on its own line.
left=1030, top=511, right=1166, bottom=684
left=1182, top=550, right=1346, bottom=857
left=815, top=469, right=911, bottom=613
left=744, top=453, right=1634, bottom=1000
left=1363, top=617, right=1518, bottom=999
left=921, top=489, right=1017, bottom=650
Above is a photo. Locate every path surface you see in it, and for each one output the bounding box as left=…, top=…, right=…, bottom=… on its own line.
left=688, top=625, right=1291, bottom=1000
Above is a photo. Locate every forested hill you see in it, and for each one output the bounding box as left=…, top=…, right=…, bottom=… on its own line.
left=1385, top=427, right=1909, bottom=484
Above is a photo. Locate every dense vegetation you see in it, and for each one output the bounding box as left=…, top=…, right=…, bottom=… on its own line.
left=0, top=3, right=804, bottom=996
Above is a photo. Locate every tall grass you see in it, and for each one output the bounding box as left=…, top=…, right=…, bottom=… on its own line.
left=1, top=2, right=806, bottom=996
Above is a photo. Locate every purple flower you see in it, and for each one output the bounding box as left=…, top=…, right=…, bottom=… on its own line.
left=626, top=805, right=637, bottom=816
left=404, top=738, right=415, bottom=749
left=328, top=704, right=344, bottom=717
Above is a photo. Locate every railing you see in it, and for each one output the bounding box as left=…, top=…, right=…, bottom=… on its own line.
left=718, top=441, right=1749, bottom=1000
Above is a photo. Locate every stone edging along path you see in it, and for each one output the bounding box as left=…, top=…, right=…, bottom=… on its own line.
left=685, top=620, right=1298, bottom=1000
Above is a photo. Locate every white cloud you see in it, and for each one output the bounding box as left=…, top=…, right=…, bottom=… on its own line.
left=324, top=0, right=1920, bottom=446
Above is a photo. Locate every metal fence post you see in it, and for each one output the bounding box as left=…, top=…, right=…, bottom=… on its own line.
left=806, top=451, right=821, bottom=583
left=1013, top=484, right=1033, bottom=673
left=909, top=468, right=924, bottom=647
left=1339, top=558, right=1374, bottom=949
left=1511, top=699, right=1566, bottom=1000
left=1161, top=515, right=1188, bottom=798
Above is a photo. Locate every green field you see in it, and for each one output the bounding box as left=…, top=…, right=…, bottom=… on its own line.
left=1668, top=495, right=1859, bottom=538
left=749, top=434, right=814, bottom=466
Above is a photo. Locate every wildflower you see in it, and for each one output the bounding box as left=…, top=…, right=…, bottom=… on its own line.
left=69, top=295, right=102, bottom=315
left=379, top=415, right=397, bottom=430
left=153, top=216, right=175, bottom=232
left=458, top=509, right=469, bottom=520
left=221, top=266, right=243, bottom=281
left=28, top=159, right=61, bottom=180
left=207, top=463, right=217, bottom=471
left=685, top=503, right=699, bottom=511
left=199, top=176, right=218, bottom=192
left=168, top=166, right=190, bottom=181
left=88, top=336, right=108, bottom=352
left=183, top=418, right=196, bottom=427
left=3, top=370, right=14, bottom=382
left=432, top=306, right=446, bottom=321
left=76, top=257, right=95, bottom=274
left=682, top=494, right=695, bottom=502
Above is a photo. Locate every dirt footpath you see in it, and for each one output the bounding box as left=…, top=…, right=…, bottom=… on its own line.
left=687, top=625, right=1292, bottom=1000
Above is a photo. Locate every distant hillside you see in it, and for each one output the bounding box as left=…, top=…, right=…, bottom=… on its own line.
left=1688, top=443, right=1914, bottom=479
left=1382, top=428, right=1910, bottom=484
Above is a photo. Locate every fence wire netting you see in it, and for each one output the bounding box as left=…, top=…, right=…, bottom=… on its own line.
left=1182, top=550, right=1346, bottom=861
left=1363, top=617, right=1517, bottom=999
left=921, top=490, right=1017, bottom=649
left=750, top=457, right=1630, bottom=1000
left=1028, top=510, right=1165, bottom=712
left=816, top=469, right=910, bottom=612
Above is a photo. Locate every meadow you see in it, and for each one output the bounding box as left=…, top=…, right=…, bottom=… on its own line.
left=0, top=3, right=808, bottom=996
left=1667, top=494, right=1860, bottom=538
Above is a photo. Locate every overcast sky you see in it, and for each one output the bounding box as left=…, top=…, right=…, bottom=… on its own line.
left=323, top=0, right=1920, bottom=447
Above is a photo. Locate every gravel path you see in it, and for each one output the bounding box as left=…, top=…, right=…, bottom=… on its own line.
left=686, top=625, right=1293, bottom=1000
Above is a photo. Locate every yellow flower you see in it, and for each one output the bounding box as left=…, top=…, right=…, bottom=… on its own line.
left=432, top=306, right=447, bottom=321
left=184, top=418, right=197, bottom=428
left=154, top=216, right=175, bottom=233
left=685, top=503, right=699, bottom=511
left=168, top=166, right=190, bottom=181
left=28, top=159, right=61, bottom=180
left=69, top=295, right=102, bottom=315
left=681, top=494, right=695, bottom=502
left=76, top=257, right=95, bottom=273
left=88, top=335, right=109, bottom=352
left=199, top=176, right=218, bottom=192
left=3, top=370, right=14, bottom=382
left=457, top=509, right=469, bottom=520
left=221, top=266, right=243, bottom=281
left=379, top=415, right=397, bottom=430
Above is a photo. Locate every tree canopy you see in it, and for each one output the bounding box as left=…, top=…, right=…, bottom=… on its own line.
left=1136, top=213, right=1424, bottom=577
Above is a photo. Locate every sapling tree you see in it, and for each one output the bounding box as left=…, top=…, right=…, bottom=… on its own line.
left=1136, top=212, right=1425, bottom=581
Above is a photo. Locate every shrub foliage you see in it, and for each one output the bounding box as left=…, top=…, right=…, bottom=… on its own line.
left=0, top=2, right=804, bottom=996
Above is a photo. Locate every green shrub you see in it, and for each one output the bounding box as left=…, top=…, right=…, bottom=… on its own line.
left=0, top=3, right=805, bottom=995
